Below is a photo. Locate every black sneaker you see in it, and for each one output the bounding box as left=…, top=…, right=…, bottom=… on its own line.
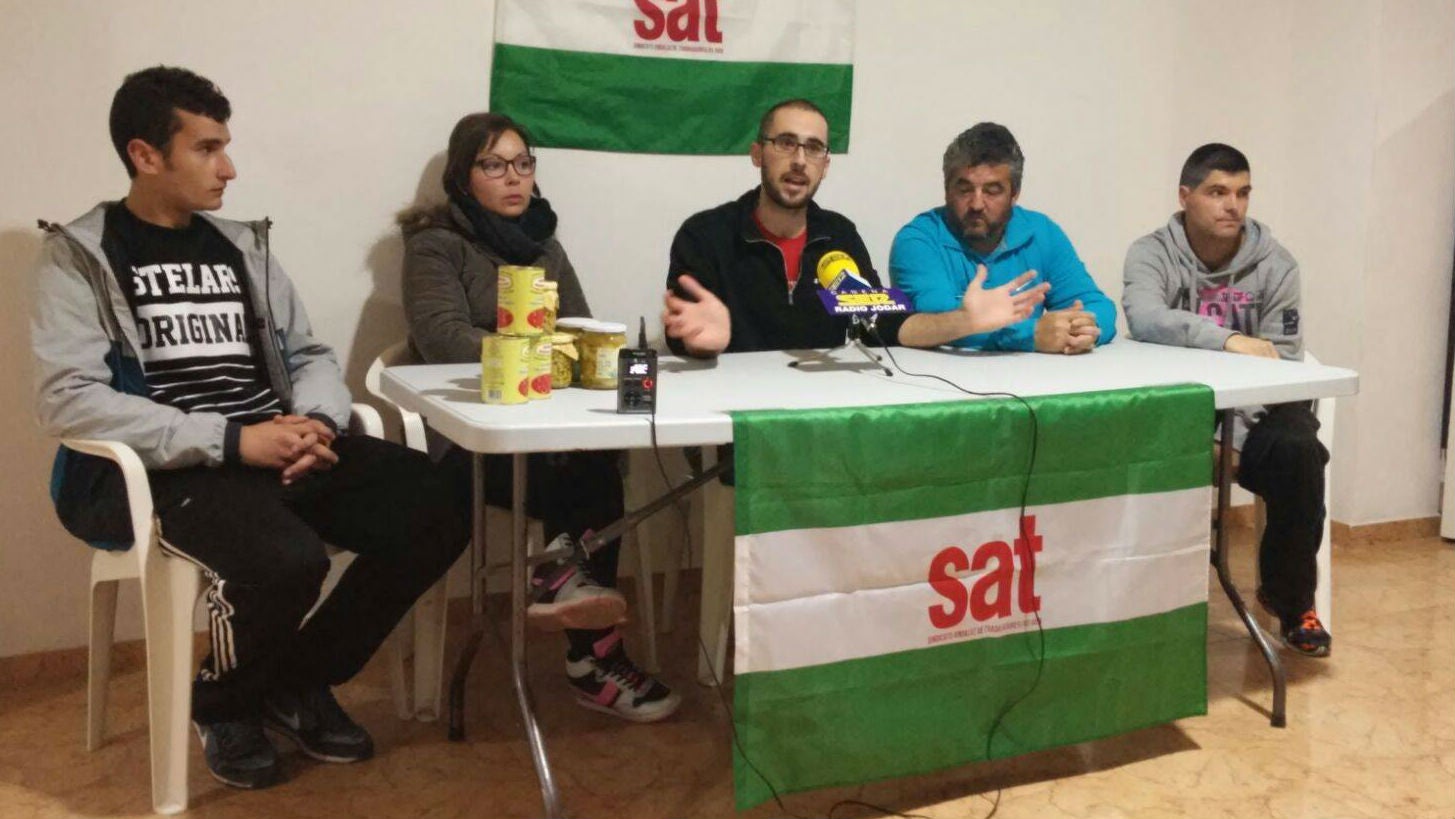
left=262, top=686, right=374, bottom=763
left=193, top=718, right=283, bottom=789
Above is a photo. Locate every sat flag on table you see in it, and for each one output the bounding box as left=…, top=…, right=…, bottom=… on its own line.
left=489, top=0, right=855, bottom=154
left=729, top=386, right=1213, bottom=808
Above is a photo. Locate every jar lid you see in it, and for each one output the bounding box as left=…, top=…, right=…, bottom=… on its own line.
left=585, top=320, right=628, bottom=334
left=556, top=317, right=592, bottom=330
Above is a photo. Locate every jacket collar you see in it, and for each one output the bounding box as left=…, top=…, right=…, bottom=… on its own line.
left=45, top=201, right=269, bottom=258
left=935, top=204, right=1034, bottom=260
left=735, top=186, right=831, bottom=244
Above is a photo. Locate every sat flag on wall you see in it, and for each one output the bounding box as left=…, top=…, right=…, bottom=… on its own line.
left=729, top=386, right=1213, bottom=808
left=489, top=0, right=855, bottom=155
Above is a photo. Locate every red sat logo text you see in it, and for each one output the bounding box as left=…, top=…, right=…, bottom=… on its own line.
left=633, top=0, right=723, bottom=43
left=927, top=515, right=1043, bottom=629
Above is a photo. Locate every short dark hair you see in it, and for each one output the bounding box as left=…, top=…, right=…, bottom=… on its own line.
left=109, top=66, right=231, bottom=178
left=1179, top=143, right=1250, bottom=188
left=757, top=98, right=827, bottom=142
left=441, top=112, right=534, bottom=198
left=942, top=122, right=1024, bottom=191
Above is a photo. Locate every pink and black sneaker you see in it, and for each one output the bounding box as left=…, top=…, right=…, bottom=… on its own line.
left=566, top=630, right=681, bottom=723
left=527, top=534, right=627, bottom=632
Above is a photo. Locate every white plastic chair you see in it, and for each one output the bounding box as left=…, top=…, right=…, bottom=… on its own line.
left=364, top=343, right=458, bottom=720
left=364, top=341, right=669, bottom=676
left=76, top=403, right=408, bottom=814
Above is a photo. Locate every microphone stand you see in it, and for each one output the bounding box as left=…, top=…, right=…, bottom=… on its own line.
left=789, top=314, right=894, bottom=376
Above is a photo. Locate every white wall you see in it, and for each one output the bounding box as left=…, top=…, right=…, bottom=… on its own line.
left=1, top=1, right=1451, bottom=657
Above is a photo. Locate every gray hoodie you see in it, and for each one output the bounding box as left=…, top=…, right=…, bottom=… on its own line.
left=1123, top=213, right=1302, bottom=360
left=1122, top=213, right=1303, bottom=442
left=31, top=203, right=352, bottom=471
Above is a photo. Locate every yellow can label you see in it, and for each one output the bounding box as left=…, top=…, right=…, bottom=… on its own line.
left=529, top=336, right=553, bottom=400
left=497, top=266, right=546, bottom=336
left=482, top=334, right=531, bottom=405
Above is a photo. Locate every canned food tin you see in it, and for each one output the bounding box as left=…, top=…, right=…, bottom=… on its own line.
left=496, top=265, right=546, bottom=335
left=481, top=333, right=531, bottom=404
left=540, top=281, right=559, bottom=334
left=529, top=335, right=553, bottom=400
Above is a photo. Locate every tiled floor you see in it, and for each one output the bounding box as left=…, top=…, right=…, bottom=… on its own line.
left=1, top=526, right=1451, bottom=818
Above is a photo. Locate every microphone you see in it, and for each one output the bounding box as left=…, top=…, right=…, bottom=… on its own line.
left=813, top=251, right=913, bottom=318
left=790, top=251, right=904, bottom=375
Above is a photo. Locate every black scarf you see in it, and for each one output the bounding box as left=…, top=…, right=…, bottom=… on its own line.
left=449, top=185, right=559, bottom=265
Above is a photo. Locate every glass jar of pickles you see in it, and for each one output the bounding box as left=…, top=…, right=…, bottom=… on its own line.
left=549, top=332, right=576, bottom=389
left=579, top=320, right=627, bottom=389
left=555, top=317, right=591, bottom=385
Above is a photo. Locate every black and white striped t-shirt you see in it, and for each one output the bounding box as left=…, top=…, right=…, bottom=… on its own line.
left=101, top=203, right=283, bottom=423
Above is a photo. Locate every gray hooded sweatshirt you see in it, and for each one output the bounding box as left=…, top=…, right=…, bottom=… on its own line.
left=31, top=203, right=352, bottom=471
left=1123, top=213, right=1301, bottom=359
left=1122, top=213, right=1303, bottom=441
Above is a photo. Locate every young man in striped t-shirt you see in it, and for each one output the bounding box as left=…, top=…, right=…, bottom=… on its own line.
left=31, top=66, right=469, bottom=790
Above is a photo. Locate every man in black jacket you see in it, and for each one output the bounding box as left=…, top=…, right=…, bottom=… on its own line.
left=662, top=99, right=1046, bottom=356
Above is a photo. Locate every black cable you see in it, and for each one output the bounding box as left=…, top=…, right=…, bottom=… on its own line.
left=828, top=801, right=932, bottom=819
left=645, top=398, right=814, bottom=819
left=866, top=330, right=1049, bottom=819
left=642, top=353, right=990, bottom=819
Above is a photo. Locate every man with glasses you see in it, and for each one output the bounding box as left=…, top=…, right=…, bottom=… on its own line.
left=662, top=101, right=1046, bottom=356
left=889, top=122, right=1117, bottom=354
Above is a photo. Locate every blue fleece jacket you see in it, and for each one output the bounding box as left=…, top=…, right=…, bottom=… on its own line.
left=889, top=205, right=1117, bottom=351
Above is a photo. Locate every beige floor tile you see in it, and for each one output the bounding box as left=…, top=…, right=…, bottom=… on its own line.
left=0, top=528, right=1450, bottom=818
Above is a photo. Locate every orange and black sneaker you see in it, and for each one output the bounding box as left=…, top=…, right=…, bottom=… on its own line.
left=1256, top=589, right=1332, bottom=657
left=1280, top=610, right=1332, bottom=658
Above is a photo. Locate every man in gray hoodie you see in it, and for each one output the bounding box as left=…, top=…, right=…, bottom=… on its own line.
left=1122, top=143, right=1331, bottom=657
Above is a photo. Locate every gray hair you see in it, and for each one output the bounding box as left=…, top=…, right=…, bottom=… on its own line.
left=942, top=122, right=1024, bottom=191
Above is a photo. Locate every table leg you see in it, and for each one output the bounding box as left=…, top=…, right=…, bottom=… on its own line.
left=448, top=454, right=491, bottom=741
left=697, top=448, right=734, bottom=686
left=510, top=453, right=562, bottom=817
left=1211, top=409, right=1287, bottom=728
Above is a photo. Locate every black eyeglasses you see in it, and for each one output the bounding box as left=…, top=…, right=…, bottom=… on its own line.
left=474, top=154, right=537, bottom=178
left=759, top=133, right=829, bottom=161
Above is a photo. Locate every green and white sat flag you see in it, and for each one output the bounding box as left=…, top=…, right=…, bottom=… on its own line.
left=490, top=0, right=855, bottom=154
left=730, top=386, right=1214, bottom=808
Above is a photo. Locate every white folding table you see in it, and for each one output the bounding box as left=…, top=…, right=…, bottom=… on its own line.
left=381, top=339, right=1358, bottom=818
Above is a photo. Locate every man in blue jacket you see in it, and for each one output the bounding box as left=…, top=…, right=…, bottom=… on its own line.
left=889, top=123, right=1116, bottom=353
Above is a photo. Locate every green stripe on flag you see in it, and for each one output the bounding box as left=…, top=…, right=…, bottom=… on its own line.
left=733, top=603, right=1208, bottom=809
left=489, top=44, right=853, bottom=154
left=732, top=384, right=1213, bottom=536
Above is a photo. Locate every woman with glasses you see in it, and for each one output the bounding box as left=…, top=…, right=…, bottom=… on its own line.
left=398, top=112, right=680, bottom=723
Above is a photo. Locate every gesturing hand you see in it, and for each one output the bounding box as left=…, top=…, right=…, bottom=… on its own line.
left=961, top=266, right=1049, bottom=335
left=662, top=274, right=731, bottom=356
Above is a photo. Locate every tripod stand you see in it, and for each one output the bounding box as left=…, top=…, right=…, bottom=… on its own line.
left=787, top=314, right=893, bottom=376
